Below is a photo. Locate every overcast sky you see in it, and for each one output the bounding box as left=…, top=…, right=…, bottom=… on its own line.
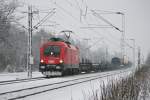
left=19, top=0, right=150, bottom=59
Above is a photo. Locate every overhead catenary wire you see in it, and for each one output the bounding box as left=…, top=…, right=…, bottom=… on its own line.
left=55, top=12, right=88, bottom=41
left=91, top=10, right=124, bottom=14
left=49, top=1, right=98, bottom=36
left=49, top=3, right=92, bottom=39
left=34, top=12, right=55, bottom=29
left=33, top=8, right=56, bottom=29
left=82, top=16, right=121, bottom=48
left=50, top=0, right=121, bottom=49
left=85, top=10, right=128, bottom=55
left=80, top=9, right=122, bottom=43
left=91, top=10, right=123, bottom=32
left=84, top=11, right=120, bottom=42
left=52, top=1, right=79, bottom=21
left=91, top=10, right=131, bottom=53
left=62, top=0, right=121, bottom=47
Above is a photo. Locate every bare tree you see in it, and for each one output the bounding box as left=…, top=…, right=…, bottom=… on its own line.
left=0, top=0, right=22, bottom=72
left=146, top=53, right=150, bottom=65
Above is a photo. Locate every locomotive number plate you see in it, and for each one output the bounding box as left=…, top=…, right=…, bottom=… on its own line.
left=48, top=60, right=54, bottom=63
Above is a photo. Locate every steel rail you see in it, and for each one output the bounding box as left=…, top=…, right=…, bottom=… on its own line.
left=0, top=77, right=45, bottom=85
left=0, top=69, right=131, bottom=100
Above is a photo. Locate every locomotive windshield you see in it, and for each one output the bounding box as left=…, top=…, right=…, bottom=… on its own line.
left=44, top=46, right=60, bottom=57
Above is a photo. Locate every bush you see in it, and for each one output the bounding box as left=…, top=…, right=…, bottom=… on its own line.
left=87, top=65, right=150, bottom=100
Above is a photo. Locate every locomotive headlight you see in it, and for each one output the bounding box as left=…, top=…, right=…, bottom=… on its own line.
left=40, top=59, right=44, bottom=63
left=59, top=59, right=63, bottom=63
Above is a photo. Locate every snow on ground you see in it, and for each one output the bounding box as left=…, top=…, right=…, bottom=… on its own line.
left=0, top=69, right=127, bottom=93
left=24, top=69, right=132, bottom=100
left=0, top=72, right=43, bottom=81
left=0, top=68, right=132, bottom=100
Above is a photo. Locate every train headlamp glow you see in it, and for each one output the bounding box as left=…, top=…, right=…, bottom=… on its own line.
left=59, top=59, right=63, bottom=63
left=40, top=59, right=44, bottom=63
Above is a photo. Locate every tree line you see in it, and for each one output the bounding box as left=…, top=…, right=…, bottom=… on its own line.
left=0, top=0, right=52, bottom=72
left=0, top=0, right=119, bottom=73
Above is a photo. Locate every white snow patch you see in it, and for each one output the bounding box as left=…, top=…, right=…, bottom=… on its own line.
left=16, top=68, right=132, bottom=100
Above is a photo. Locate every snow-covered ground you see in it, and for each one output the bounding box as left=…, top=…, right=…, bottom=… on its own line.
left=25, top=69, right=132, bottom=100
left=0, top=72, right=43, bottom=81
left=0, top=68, right=133, bottom=100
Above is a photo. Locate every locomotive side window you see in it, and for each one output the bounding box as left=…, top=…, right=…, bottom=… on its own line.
left=44, top=46, right=60, bottom=57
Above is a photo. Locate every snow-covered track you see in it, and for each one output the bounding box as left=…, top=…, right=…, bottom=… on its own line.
left=0, top=69, right=130, bottom=100
left=0, top=77, right=45, bottom=86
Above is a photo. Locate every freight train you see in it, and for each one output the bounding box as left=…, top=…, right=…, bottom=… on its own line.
left=39, top=36, right=131, bottom=77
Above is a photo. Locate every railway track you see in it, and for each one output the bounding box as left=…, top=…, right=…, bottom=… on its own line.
left=0, top=71, right=102, bottom=86
left=0, top=68, right=126, bottom=86
left=0, top=70, right=109, bottom=86
left=0, top=77, right=45, bottom=86
left=0, top=69, right=131, bottom=100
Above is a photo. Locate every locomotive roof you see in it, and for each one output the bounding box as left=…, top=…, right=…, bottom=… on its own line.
left=41, top=37, right=78, bottom=50
left=43, top=42, right=78, bottom=51
left=43, top=41, right=68, bottom=47
left=49, top=37, right=71, bottom=44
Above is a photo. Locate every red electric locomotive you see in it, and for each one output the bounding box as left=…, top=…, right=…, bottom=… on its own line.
left=39, top=37, right=80, bottom=77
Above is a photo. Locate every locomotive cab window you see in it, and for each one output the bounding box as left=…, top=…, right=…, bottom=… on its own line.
left=44, top=46, right=60, bottom=57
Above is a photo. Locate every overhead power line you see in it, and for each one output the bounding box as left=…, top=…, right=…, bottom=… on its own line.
left=52, top=1, right=79, bottom=21
left=33, top=8, right=56, bottom=29
left=80, top=25, right=113, bottom=29
left=50, top=0, right=121, bottom=48
left=91, top=10, right=123, bottom=32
